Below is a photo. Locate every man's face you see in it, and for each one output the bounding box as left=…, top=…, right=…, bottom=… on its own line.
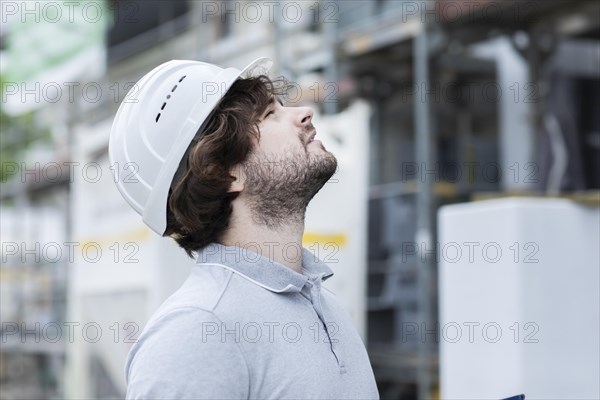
left=255, top=98, right=325, bottom=158
left=239, top=98, right=338, bottom=227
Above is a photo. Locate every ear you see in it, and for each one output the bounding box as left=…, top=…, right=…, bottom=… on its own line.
left=227, top=164, right=245, bottom=193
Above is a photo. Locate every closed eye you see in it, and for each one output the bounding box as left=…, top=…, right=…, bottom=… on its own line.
left=263, top=106, right=277, bottom=120
left=263, top=96, right=283, bottom=119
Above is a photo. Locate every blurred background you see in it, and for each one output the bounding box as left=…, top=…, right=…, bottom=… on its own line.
left=1, top=1, right=599, bottom=399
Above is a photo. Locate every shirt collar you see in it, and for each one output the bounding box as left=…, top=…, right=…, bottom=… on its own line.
left=195, top=243, right=334, bottom=293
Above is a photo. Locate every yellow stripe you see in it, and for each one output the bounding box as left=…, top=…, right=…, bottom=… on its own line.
left=79, top=227, right=152, bottom=249
left=302, top=232, right=347, bottom=247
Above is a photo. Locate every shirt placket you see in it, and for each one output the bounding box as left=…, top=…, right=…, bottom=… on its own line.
left=304, top=278, right=347, bottom=374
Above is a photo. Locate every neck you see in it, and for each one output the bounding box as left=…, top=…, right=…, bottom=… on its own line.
left=220, top=203, right=306, bottom=273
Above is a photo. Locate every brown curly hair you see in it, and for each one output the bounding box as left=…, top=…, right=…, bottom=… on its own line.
left=164, top=75, right=288, bottom=258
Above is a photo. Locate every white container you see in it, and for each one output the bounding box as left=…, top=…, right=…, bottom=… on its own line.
left=438, top=197, right=600, bottom=400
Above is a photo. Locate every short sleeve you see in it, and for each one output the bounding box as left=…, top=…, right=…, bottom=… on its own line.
left=125, top=307, right=249, bottom=399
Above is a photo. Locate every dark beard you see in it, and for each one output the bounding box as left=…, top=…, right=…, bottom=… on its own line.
left=241, top=145, right=338, bottom=228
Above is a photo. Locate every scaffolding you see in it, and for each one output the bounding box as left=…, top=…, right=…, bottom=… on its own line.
left=2, top=1, right=599, bottom=398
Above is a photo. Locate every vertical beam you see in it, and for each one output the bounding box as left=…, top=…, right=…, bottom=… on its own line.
left=527, top=24, right=544, bottom=186
left=369, top=95, right=383, bottom=186
left=323, top=0, right=338, bottom=115
left=274, top=12, right=283, bottom=75
left=63, top=98, right=77, bottom=399
left=274, top=12, right=291, bottom=80
left=414, top=19, right=434, bottom=400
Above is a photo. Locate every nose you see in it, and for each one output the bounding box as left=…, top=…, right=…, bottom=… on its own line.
left=295, top=106, right=313, bottom=127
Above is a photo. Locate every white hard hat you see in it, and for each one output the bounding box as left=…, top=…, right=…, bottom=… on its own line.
left=109, top=57, right=273, bottom=235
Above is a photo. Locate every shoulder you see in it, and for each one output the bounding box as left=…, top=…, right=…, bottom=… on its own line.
left=128, top=264, right=243, bottom=359
left=125, top=306, right=250, bottom=399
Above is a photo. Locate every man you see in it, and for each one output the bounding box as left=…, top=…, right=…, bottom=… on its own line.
left=109, top=58, right=379, bottom=399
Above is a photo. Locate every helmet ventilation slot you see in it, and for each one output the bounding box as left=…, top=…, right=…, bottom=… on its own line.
left=155, top=75, right=186, bottom=123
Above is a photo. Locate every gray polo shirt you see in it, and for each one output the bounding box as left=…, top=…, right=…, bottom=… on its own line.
left=125, top=243, right=379, bottom=399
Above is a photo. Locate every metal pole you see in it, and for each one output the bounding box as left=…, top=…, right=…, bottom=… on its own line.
left=414, top=19, right=434, bottom=400
left=323, top=0, right=338, bottom=115
left=274, top=12, right=289, bottom=79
